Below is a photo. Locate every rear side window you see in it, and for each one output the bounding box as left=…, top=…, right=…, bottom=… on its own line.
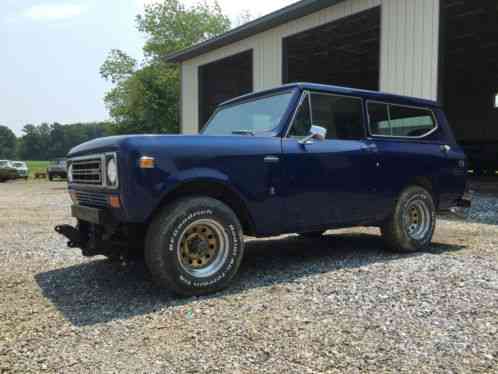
left=368, top=102, right=436, bottom=138
left=310, top=94, right=365, bottom=140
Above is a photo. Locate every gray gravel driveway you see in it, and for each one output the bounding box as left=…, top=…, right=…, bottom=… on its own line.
left=1, top=180, right=497, bottom=373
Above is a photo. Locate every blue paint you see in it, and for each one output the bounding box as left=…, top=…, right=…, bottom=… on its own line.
left=68, top=83, right=468, bottom=236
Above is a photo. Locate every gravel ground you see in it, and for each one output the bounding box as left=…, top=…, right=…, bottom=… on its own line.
left=0, top=180, right=497, bottom=373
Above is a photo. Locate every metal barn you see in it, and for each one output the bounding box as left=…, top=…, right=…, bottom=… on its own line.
left=167, top=0, right=498, bottom=174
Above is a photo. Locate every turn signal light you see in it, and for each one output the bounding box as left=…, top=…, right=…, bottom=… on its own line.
left=139, top=156, right=155, bottom=169
left=109, top=195, right=121, bottom=209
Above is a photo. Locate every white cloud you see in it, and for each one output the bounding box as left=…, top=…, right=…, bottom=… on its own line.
left=24, top=4, right=85, bottom=21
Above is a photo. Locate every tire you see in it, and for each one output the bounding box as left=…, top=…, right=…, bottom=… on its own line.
left=48, top=173, right=53, bottom=181
left=145, top=197, right=245, bottom=296
left=381, top=186, right=436, bottom=253
left=300, top=231, right=326, bottom=238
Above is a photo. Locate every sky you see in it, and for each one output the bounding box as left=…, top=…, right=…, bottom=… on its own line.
left=1, top=0, right=296, bottom=136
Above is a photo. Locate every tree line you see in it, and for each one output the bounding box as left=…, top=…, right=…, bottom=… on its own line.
left=0, top=122, right=111, bottom=161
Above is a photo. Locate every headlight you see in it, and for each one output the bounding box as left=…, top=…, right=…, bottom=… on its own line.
left=106, top=157, right=118, bottom=186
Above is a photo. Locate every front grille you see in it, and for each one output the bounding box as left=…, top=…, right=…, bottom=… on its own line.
left=75, top=191, right=107, bottom=208
left=72, top=157, right=102, bottom=185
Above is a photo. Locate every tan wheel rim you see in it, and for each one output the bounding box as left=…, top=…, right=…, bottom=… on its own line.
left=177, top=219, right=229, bottom=278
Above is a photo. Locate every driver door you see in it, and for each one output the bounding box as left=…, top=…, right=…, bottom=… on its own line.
left=281, top=91, right=382, bottom=232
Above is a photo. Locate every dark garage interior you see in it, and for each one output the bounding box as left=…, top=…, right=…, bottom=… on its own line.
left=441, top=0, right=498, bottom=175
left=283, top=7, right=381, bottom=91
left=198, top=50, right=253, bottom=129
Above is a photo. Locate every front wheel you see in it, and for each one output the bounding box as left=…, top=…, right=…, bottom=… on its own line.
left=381, top=186, right=436, bottom=253
left=145, top=197, right=245, bottom=296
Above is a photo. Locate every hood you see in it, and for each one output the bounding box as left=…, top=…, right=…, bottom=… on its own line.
left=68, top=133, right=280, bottom=162
left=68, top=134, right=199, bottom=157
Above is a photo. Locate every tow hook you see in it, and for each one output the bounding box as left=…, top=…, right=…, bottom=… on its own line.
left=55, top=225, right=83, bottom=248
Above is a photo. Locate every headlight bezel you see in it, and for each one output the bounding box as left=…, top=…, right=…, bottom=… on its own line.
left=105, top=153, right=119, bottom=188
left=67, top=152, right=119, bottom=189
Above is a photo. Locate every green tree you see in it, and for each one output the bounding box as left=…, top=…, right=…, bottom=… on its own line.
left=101, top=0, right=230, bottom=135
left=0, top=125, right=17, bottom=159
left=17, top=122, right=112, bottom=160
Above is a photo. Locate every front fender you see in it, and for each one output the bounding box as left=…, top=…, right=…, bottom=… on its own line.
left=122, top=166, right=247, bottom=223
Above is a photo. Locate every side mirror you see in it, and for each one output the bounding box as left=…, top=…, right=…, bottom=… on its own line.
left=299, top=125, right=327, bottom=145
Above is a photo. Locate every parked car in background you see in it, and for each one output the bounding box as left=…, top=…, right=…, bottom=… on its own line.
left=47, top=158, right=67, bottom=181
left=12, top=161, right=29, bottom=180
left=55, top=83, right=471, bottom=296
left=0, top=160, right=17, bottom=182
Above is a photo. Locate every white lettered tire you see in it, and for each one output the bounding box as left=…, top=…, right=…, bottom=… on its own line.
left=381, top=186, right=436, bottom=252
left=145, top=197, right=245, bottom=296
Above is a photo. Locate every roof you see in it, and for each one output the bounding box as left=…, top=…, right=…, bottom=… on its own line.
left=220, top=83, right=440, bottom=108
left=165, top=0, right=347, bottom=63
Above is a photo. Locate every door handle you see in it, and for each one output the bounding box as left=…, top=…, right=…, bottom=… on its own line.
left=364, top=144, right=378, bottom=153
left=440, top=145, right=451, bottom=154
left=264, top=156, right=280, bottom=164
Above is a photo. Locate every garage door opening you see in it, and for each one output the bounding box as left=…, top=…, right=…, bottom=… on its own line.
left=283, top=7, right=381, bottom=91
left=441, top=0, right=498, bottom=176
left=198, top=50, right=253, bottom=130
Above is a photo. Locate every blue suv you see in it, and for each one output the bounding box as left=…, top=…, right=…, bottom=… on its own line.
left=56, top=83, right=471, bottom=296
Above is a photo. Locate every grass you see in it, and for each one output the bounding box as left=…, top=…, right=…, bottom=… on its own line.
left=26, top=161, right=49, bottom=178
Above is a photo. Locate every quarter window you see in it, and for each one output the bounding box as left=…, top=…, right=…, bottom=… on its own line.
left=288, top=94, right=312, bottom=138
left=368, top=102, right=436, bottom=138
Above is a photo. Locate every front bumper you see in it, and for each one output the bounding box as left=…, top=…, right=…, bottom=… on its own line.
left=70, top=204, right=113, bottom=225
left=55, top=205, right=117, bottom=255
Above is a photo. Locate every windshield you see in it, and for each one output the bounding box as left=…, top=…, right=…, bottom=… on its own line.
left=203, top=91, right=294, bottom=136
left=12, top=162, right=25, bottom=168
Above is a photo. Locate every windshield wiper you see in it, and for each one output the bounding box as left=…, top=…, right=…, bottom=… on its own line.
left=232, top=130, right=255, bottom=136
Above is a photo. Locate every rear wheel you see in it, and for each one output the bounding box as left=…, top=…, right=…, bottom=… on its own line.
left=48, top=173, right=53, bottom=181
left=145, top=197, right=244, bottom=296
left=381, top=186, right=435, bottom=253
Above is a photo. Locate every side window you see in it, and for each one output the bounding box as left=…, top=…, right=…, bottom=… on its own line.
left=310, top=94, right=365, bottom=140
left=367, top=102, right=391, bottom=136
left=368, top=102, right=436, bottom=137
left=288, top=94, right=312, bottom=138
left=389, top=105, right=436, bottom=137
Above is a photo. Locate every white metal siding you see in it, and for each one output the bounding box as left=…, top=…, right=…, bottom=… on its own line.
left=181, top=0, right=441, bottom=133
left=380, top=0, right=440, bottom=100
left=181, top=0, right=381, bottom=133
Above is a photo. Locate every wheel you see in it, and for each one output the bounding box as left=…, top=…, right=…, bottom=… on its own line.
left=145, top=197, right=245, bottom=296
left=48, top=173, right=53, bottom=181
left=299, top=231, right=326, bottom=238
left=381, top=186, right=436, bottom=253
